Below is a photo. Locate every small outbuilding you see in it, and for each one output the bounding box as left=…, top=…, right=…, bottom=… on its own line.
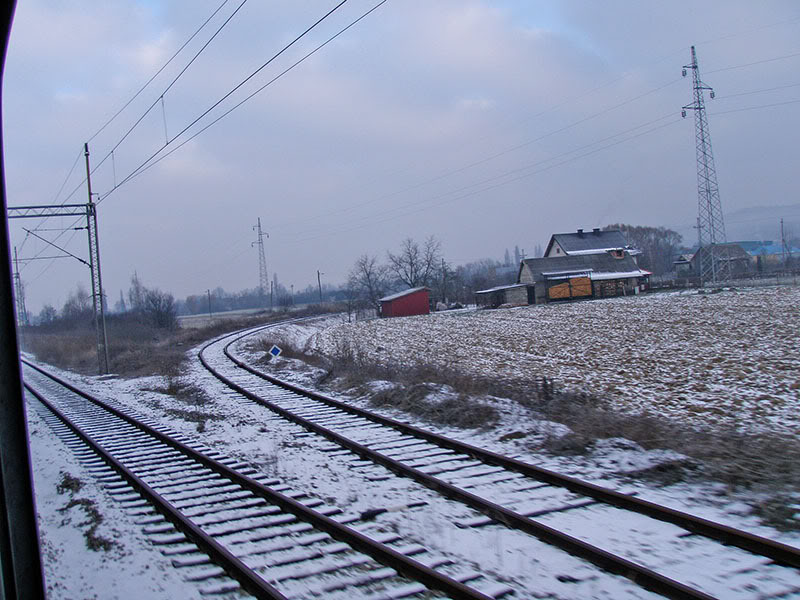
left=475, top=283, right=534, bottom=308
left=379, top=287, right=430, bottom=318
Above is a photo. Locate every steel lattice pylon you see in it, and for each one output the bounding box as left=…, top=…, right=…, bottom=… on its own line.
left=682, top=45, right=729, bottom=283
left=253, top=217, right=269, bottom=304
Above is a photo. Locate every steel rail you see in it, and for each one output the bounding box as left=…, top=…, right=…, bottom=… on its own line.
left=24, top=382, right=287, bottom=600
left=22, top=360, right=495, bottom=600
left=199, top=335, right=718, bottom=600
left=219, top=324, right=800, bottom=570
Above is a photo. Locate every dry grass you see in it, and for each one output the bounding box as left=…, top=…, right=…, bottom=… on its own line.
left=22, top=304, right=344, bottom=378
left=263, top=336, right=800, bottom=528
left=369, top=384, right=499, bottom=429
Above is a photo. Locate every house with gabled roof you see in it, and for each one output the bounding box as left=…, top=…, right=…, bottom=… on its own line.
left=544, top=228, right=638, bottom=260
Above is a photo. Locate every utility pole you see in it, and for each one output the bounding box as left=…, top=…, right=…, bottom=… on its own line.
left=252, top=218, right=268, bottom=305
left=781, top=218, right=787, bottom=266
left=317, top=270, right=323, bottom=303
left=682, top=46, right=729, bottom=284
left=441, top=258, right=447, bottom=304
left=84, top=143, right=110, bottom=374
left=270, top=280, right=274, bottom=310
left=207, top=289, right=213, bottom=319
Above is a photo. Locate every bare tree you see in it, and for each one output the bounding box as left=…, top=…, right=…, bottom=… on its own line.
left=127, top=272, right=146, bottom=313
left=144, top=289, right=177, bottom=329
left=61, top=283, right=92, bottom=322
left=38, top=304, right=57, bottom=325
left=604, top=224, right=683, bottom=275
left=387, top=236, right=441, bottom=288
left=348, top=254, right=389, bottom=311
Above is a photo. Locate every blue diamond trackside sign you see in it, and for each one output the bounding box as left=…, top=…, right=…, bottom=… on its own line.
left=269, top=345, right=282, bottom=358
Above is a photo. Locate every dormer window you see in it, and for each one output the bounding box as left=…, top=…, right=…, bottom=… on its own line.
left=608, top=249, right=624, bottom=259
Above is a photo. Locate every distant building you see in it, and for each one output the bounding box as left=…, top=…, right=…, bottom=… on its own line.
left=474, top=283, right=533, bottom=308
left=518, top=253, right=649, bottom=304
left=744, top=241, right=799, bottom=269
left=689, top=243, right=752, bottom=277
left=379, top=287, right=430, bottom=318
left=544, top=228, right=639, bottom=260
left=476, top=252, right=650, bottom=308
left=673, top=253, right=695, bottom=278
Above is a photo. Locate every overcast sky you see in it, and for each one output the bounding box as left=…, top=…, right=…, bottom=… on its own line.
left=4, top=1, right=800, bottom=313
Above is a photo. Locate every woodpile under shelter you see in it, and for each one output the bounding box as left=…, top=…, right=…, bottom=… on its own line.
left=475, top=283, right=534, bottom=308
left=379, top=287, right=430, bottom=318
left=519, top=253, right=650, bottom=303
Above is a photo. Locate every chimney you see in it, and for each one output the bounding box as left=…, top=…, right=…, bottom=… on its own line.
left=593, top=227, right=600, bottom=235
left=577, top=228, right=584, bottom=236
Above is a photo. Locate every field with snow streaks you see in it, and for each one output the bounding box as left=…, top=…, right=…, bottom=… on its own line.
left=312, top=286, right=800, bottom=435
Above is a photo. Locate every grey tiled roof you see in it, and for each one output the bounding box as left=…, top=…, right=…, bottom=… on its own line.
left=549, top=230, right=630, bottom=254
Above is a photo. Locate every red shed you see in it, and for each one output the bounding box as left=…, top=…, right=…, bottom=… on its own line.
left=379, top=287, right=430, bottom=318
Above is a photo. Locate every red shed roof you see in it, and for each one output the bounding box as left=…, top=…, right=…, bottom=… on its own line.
left=379, top=287, right=430, bottom=302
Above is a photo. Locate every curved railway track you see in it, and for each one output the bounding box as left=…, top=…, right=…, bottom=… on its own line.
left=197, top=319, right=800, bottom=600
left=23, top=360, right=512, bottom=600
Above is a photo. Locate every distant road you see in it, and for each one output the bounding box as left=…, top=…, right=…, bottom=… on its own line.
left=177, top=305, right=310, bottom=328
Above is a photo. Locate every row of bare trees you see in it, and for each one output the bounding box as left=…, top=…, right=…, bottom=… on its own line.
left=348, top=236, right=444, bottom=311
left=37, top=273, right=176, bottom=330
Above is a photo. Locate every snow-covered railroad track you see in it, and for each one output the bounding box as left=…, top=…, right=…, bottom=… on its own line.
left=22, top=361, right=510, bottom=600
left=200, top=323, right=800, bottom=600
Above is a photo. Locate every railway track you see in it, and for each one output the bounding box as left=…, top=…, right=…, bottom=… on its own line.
left=23, top=361, right=513, bottom=600
left=196, top=320, right=800, bottom=600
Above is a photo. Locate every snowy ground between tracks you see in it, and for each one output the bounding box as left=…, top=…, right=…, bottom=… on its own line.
left=22, top=286, right=800, bottom=598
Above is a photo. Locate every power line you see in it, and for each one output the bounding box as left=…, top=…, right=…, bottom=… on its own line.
left=706, top=50, right=800, bottom=74
left=105, top=0, right=250, bottom=159
left=15, top=0, right=367, bottom=292
left=56, top=0, right=250, bottom=208
left=87, top=0, right=234, bottom=144
left=716, top=81, right=800, bottom=100
left=101, top=0, right=388, bottom=201
left=288, top=115, right=682, bottom=243
left=711, top=97, right=800, bottom=116
left=273, top=77, right=683, bottom=231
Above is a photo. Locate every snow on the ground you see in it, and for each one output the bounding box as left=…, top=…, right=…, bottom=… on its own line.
left=25, top=397, right=201, bottom=600
left=308, top=286, right=800, bottom=435
left=240, top=304, right=800, bottom=544
left=22, top=297, right=800, bottom=598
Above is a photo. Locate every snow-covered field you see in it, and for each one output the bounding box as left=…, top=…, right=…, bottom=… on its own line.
left=20, top=288, right=800, bottom=598
left=310, top=286, right=800, bottom=435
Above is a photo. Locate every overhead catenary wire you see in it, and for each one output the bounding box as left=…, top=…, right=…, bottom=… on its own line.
left=15, top=0, right=363, bottom=295
left=273, top=77, right=684, bottom=231
left=100, top=0, right=388, bottom=201
left=86, top=0, right=234, bottom=144
left=287, top=115, right=683, bottom=243
left=57, top=0, right=251, bottom=208
left=17, top=0, right=254, bottom=280
left=15, top=6, right=800, bottom=299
